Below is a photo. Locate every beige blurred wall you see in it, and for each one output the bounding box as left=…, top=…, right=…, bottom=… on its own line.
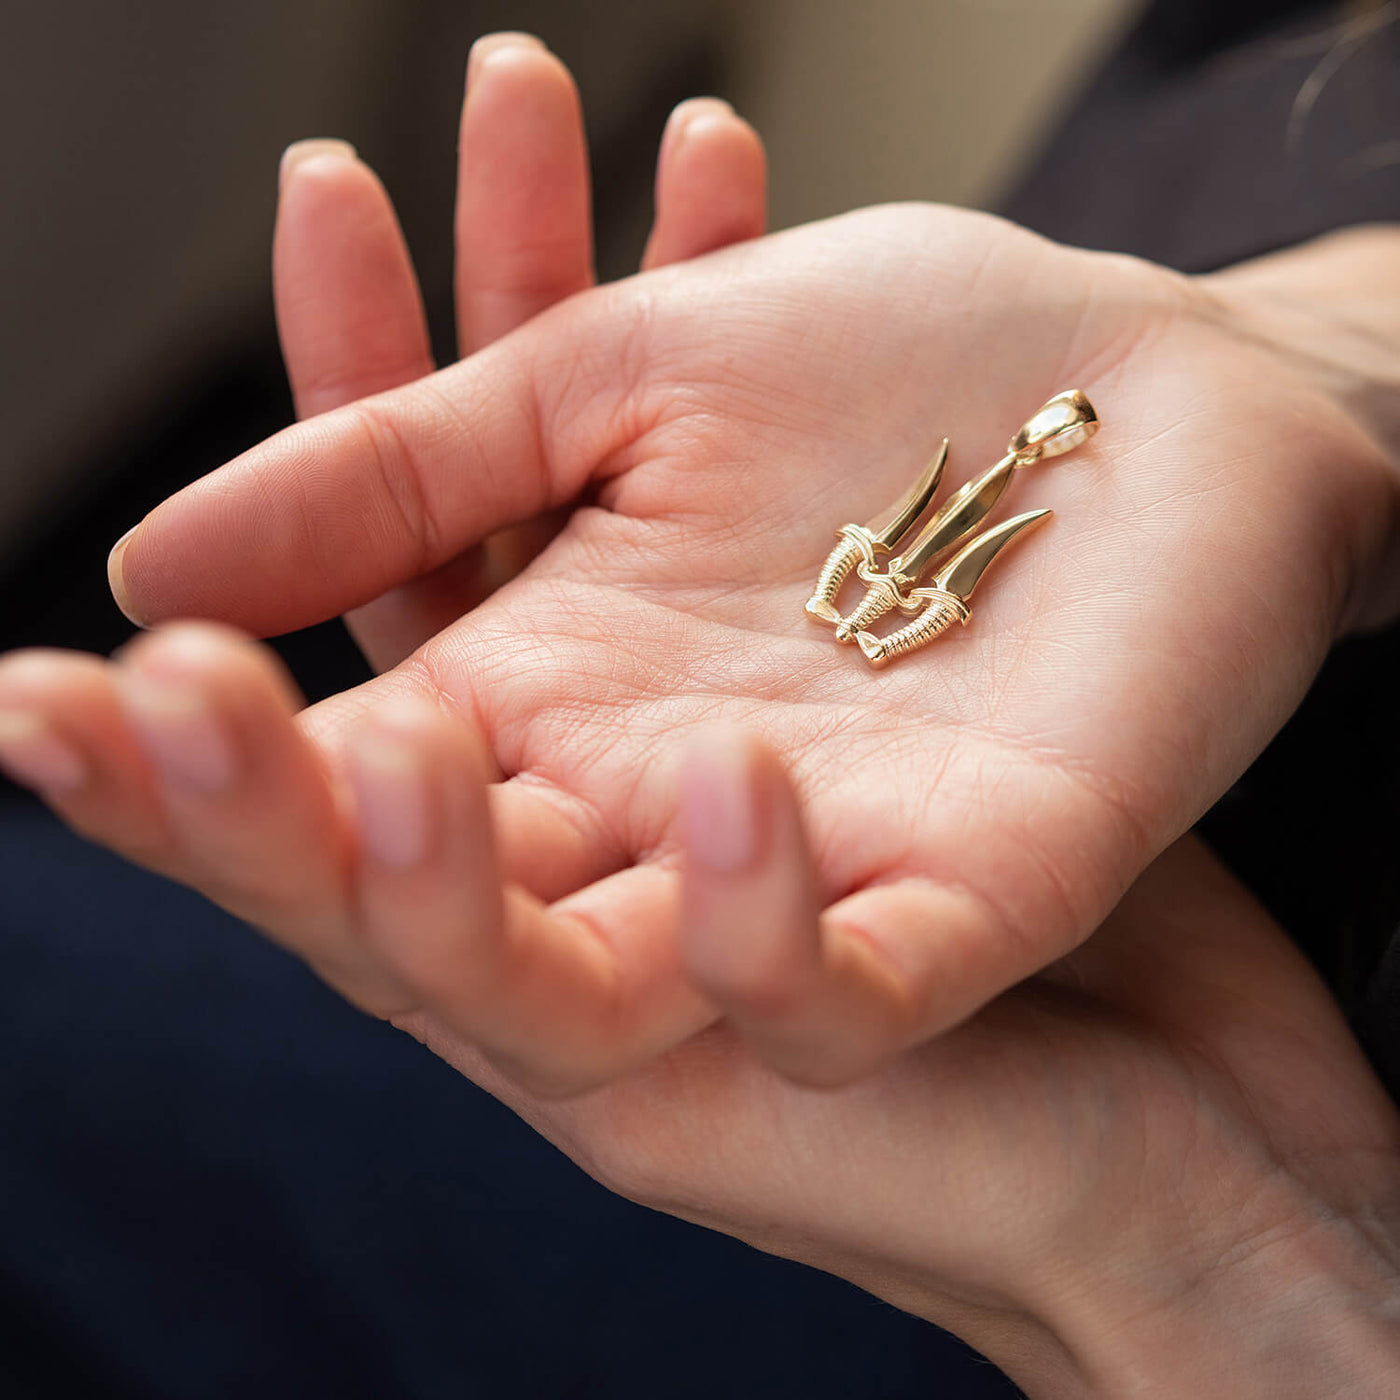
left=1, top=0, right=1140, bottom=552
left=728, top=0, right=1138, bottom=226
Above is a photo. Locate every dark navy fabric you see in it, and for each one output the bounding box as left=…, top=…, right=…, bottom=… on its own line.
left=0, top=798, right=1020, bottom=1399
left=1004, top=1, right=1400, bottom=274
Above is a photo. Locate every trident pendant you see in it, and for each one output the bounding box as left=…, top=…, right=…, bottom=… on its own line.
left=807, top=391, right=1099, bottom=668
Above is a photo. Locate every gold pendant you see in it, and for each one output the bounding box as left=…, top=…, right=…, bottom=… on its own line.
left=807, top=391, right=1099, bottom=667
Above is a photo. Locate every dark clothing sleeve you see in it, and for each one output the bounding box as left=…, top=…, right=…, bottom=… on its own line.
left=1004, top=0, right=1400, bottom=272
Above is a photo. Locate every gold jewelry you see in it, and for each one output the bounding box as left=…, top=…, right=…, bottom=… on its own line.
left=808, top=391, right=1099, bottom=667
left=804, top=440, right=948, bottom=623
left=855, top=510, right=1049, bottom=667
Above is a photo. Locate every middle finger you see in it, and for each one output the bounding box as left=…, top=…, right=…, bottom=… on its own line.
left=455, top=34, right=594, bottom=355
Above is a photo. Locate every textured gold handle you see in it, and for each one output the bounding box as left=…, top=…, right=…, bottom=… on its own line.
left=832, top=567, right=917, bottom=643
left=834, top=582, right=896, bottom=640
left=856, top=591, right=969, bottom=668
left=805, top=527, right=877, bottom=623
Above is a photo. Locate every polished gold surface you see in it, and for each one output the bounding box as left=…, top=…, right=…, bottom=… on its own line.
left=807, top=391, right=1099, bottom=668
left=832, top=450, right=1016, bottom=641
left=804, top=440, right=948, bottom=622
left=1009, top=389, right=1098, bottom=465
left=827, top=392, right=1097, bottom=645
left=894, top=454, right=1017, bottom=580
left=857, top=589, right=968, bottom=667
left=856, top=510, right=1051, bottom=667
left=936, top=507, right=1051, bottom=600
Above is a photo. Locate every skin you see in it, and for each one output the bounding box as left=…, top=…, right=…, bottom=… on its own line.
left=1, top=33, right=1399, bottom=1393
left=275, top=36, right=768, bottom=669
left=65, top=214, right=1400, bottom=1094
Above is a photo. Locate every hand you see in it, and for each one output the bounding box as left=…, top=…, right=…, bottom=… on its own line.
left=0, top=31, right=777, bottom=1051
left=10, top=173, right=1400, bottom=1091
left=2, top=55, right=1399, bottom=1393
left=588, top=827, right=1400, bottom=1398
left=271, top=31, right=767, bottom=672
left=12, top=653, right=1400, bottom=1394
left=549, top=826, right=1400, bottom=1399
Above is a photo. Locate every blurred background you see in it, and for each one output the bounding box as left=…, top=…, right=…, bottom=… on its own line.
left=4, top=2, right=1400, bottom=1397
left=0, top=0, right=1132, bottom=665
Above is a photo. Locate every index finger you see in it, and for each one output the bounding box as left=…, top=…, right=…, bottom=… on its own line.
left=107, top=306, right=630, bottom=636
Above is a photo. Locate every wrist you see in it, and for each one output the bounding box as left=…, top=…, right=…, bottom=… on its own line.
left=1204, top=225, right=1400, bottom=461
left=856, top=1149, right=1400, bottom=1398
left=1022, top=1190, right=1400, bottom=1399
left=1201, top=225, right=1400, bottom=629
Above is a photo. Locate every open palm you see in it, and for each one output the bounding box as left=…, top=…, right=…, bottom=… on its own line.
left=63, top=191, right=1393, bottom=1093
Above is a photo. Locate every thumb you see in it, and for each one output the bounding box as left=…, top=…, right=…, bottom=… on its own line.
left=108, top=298, right=632, bottom=637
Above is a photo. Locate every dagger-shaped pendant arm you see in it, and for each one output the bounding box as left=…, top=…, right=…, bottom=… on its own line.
left=866, top=438, right=950, bottom=546
left=857, top=590, right=969, bottom=666
left=805, top=525, right=879, bottom=624
left=935, top=508, right=1051, bottom=601
left=857, top=510, right=1051, bottom=668
left=892, top=452, right=1017, bottom=580
left=833, top=454, right=1015, bottom=640
left=804, top=441, right=948, bottom=623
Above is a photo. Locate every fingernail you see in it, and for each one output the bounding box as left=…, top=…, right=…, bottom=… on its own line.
left=467, top=32, right=547, bottom=90
left=107, top=526, right=147, bottom=627
left=0, top=712, right=87, bottom=794
left=279, top=138, right=358, bottom=189
left=123, top=673, right=236, bottom=795
left=663, top=96, right=735, bottom=159
left=681, top=731, right=758, bottom=873
left=346, top=727, right=433, bottom=870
